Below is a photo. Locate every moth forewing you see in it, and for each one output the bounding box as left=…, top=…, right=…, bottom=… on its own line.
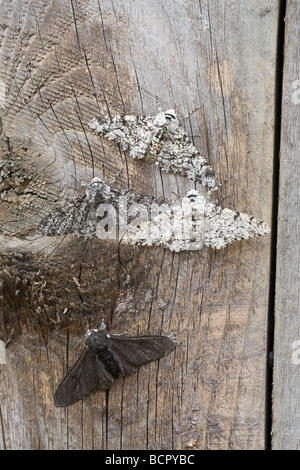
left=37, top=178, right=116, bottom=238
left=110, top=335, right=176, bottom=368
left=110, top=346, right=139, bottom=377
left=54, top=351, right=101, bottom=407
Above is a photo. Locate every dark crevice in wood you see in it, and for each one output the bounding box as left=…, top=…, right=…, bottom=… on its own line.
left=131, top=55, right=145, bottom=115
left=105, top=389, right=109, bottom=450
left=146, top=373, right=150, bottom=449
left=77, top=107, right=96, bottom=178
left=66, top=328, right=70, bottom=450
left=0, top=406, right=6, bottom=450
left=70, top=0, right=81, bottom=53
left=119, top=378, right=124, bottom=450
left=96, top=0, right=109, bottom=53
left=83, top=48, right=103, bottom=118
left=111, top=54, right=126, bottom=113
left=265, top=0, right=286, bottom=451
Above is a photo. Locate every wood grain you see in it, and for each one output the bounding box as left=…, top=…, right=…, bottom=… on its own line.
left=272, top=0, right=300, bottom=450
left=0, top=0, right=275, bottom=450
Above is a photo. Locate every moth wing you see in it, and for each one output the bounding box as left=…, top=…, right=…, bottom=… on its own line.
left=54, top=349, right=115, bottom=407
left=110, top=335, right=175, bottom=376
left=158, top=131, right=216, bottom=188
left=37, top=194, right=90, bottom=236
left=89, top=115, right=155, bottom=159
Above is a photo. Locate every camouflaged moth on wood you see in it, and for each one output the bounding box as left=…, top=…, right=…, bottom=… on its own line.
left=88, top=109, right=217, bottom=190
left=123, top=189, right=270, bottom=251
left=37, top=178, right=116, bottom=238
left=37, top=177, right=166, bottom=239
left=37, top=178, right=270, bottom=252
left=54, top=322, right=176, bottom=407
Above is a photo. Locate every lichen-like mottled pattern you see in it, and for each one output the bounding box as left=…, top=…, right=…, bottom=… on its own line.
left=88, top=110, right=216, bottom=189
left=123, top=190, right=270, bottom=251
left=37, top=179, right=270, bottom=252
left=37, top=177, right=165, bottom=238
left=37, top=178, right=115, bottom=238
left=203, top=199, right=270, bottom=250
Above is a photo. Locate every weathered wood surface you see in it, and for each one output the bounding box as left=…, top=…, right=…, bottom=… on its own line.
left=272, top=0, right=300, bottom=450
left=0, top=0, right=275, bottom=450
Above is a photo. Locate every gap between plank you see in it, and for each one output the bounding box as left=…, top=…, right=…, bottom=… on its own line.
left=265, top=0, right=287, bottom=451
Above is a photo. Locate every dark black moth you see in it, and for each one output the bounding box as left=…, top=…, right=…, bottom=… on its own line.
left=54, top=323, right=176, bottom=407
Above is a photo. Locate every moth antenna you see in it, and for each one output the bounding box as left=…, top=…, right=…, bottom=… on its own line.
left=178, top=106, right=201, bottom=121
left=111, top=331, right=127, bottom=336
left=215, top=192, right=230, bottom=205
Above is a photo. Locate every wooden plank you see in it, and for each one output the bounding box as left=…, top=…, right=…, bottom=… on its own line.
left=0, top=0, right=276, bottom=450
left=272, top=0, right=300, bottom=450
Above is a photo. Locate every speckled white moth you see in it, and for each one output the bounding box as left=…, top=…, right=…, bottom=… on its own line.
left=123, top=189, right=270, bottom=251
left=88, top=109, right=216, bottom=189
left=37, top=178, right=270, bottom=251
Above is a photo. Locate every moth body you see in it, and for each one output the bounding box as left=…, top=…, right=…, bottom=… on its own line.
left=86, top=329, right=120, bottom=378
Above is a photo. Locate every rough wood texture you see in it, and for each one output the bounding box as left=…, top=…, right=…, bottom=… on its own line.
left=0, top=1, right=275, bottom=450
left=272, top=0, right=300, bottom=450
